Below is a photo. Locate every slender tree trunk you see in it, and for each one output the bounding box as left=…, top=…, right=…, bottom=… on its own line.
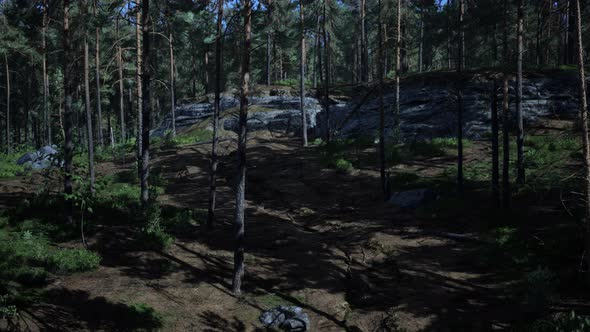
left=502, top=0, right=511, bottom=209
left=63, top=0, right=74, bottom=224
left=136, top=2, right=143, bottom=177
left=314, top=14, right=320, bottom=89
left=573, top=0, right=590, bottom=283
left=42, top=0, right=51, bottom=146
left=204, top=47, right=209, bottom=94
left=169, top=24, right=176, bottom=137
left=4, top=57, right=9, bottom=154
left=266, top=0, right=272, bottom=86
left=419, top=11, right=424, bottom=73
left=394, top=0, right=401, bottom=141
left=300, top=0, right=307, bottom=147
left=378, top=0, right=386, bottom=198
left=116, top=15, right=125, bottom=143
left=323, top=2, right=331, bottom=143
left=360, top=0, right=368, bottom=82
left=491, top=80, right=500, bottom=206
left=94, top=3, right=103, bottom=148
left=140, top=0, right=151, bottom=206
left=233, top=0, right=252, bottom=296
left=457, top=0, right=465, bottom=194
left=84, top=29, right=96, bottom=194
left=516, top=0, right=525, bottom=185
left=207, top=0, right=224, bottom=230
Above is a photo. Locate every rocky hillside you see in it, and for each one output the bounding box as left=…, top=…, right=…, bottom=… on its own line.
left=152, top=71, right=587, bottom=141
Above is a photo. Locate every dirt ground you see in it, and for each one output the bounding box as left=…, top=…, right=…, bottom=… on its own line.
left=2, top=133, right=526, bottom=331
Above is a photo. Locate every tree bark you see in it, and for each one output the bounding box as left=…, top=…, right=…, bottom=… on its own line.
left=94, top=1, right=103, bottom=148
left=491, top=80, right=500, bottom=206
left=116, top=15, right=125, bottom=143
left=502, top=0, right=511, bottom=209
left=457, top=0, right=465, bottom=194
left=299, top=0, right=307, bottom=147
left=419, top=10, right=424, bottom=73
left=378, top=0, right=386, bottom=198
left=207, top=0, right=224, bottom=230
left=63, top=0, right=74, bottom=224
left=84, top=22, right=96, bottom=194
left=266, top=0, right=273, bottom=86
left=140, top=0, right=151, bottom=206
left=4, top=57, right=9, bottom=154
left=573, top=0, right=590, bottom=283
left=42, top=0, right=51, bottom=146
left=136, top=2, right=143, bottom=178
left=394, top=0, right=401, bottom=141
left=168, top=20, right=176, bottom=137
left=360, top=0, right=368, bottom=82
left=233, top=0, right=252, bottom=296
left=516, top=0, right=525, bottom=185
left=323, top=1, right=331, bottom=142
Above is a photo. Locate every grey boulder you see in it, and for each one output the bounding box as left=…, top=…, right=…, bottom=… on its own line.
left=259, top=306, right=310, bottom=332
left=17, top=146, right=59, bottom=170
left=388, top=188, right=437, bottom=209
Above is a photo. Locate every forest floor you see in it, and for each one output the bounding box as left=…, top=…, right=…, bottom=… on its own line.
left=1, top=125, right=588, bottom=331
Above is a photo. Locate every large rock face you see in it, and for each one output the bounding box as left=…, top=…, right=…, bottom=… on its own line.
left=151, top=93, right=322, bottom=137
left=152, top=72, right=586, bottom=141
left=334, top=72, right=585, bottom=141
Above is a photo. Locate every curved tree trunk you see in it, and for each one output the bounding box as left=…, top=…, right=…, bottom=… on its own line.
left=207, top=0, right=224, bottom=230
left=233, top=0, right=252, bottom=296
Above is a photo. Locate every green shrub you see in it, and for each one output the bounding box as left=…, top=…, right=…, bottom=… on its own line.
left=333, top=158, right=353, bottom=172
left=142, top=204, right=174, bottom=250
left=0, top=294, right=17, bottom=319
left=528, top=311, right=590, bottom=332
left=127, top=302, right=164, bottom=327
left=46, top=248, right=101, bottom=273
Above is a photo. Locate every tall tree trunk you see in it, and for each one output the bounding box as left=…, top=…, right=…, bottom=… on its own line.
left=299, top=0, right=307, bottom=147
left=360, top=0, right=368, bottom=82
left=233, top=0, right=252, bottom=296
left=502, top=0, right=511, bottom=209
left=116, top=15, right=125, bottom=143
left=4, top=57, right=9, bottom=154
left=84, top=26, right=96, bottom=194
left=136, top=2, right=143, bottom=178
left=491, top=80, right=500, bottom=206
left=516, top=0, right=525, bottom=185
left=419, top=10, right=424, bottom=73
left=394, top=0, right=401, bottom=141
left=204, top=47, right=209, bottom=94
left=323, top=1, right=331, bottom=142
left=207, top=0, right=224, bottom=230
left=140, top=0, right=151, bottom=205
left=63, top=0, right=74, bottom=224
left=314, top=14, right=320, bottom=89
left=378, top=0, right=386, bottom=198
left=266, top=0, right=273, bottom=86
left=94, top=1, right=103, bottom=148
left=457, top=0, right=465, bottom=194
left=573, top=0, right=590, bottom=283
left=169, top=23, right=176, bottom=137
left=42, top=0, right=51, bottom=146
